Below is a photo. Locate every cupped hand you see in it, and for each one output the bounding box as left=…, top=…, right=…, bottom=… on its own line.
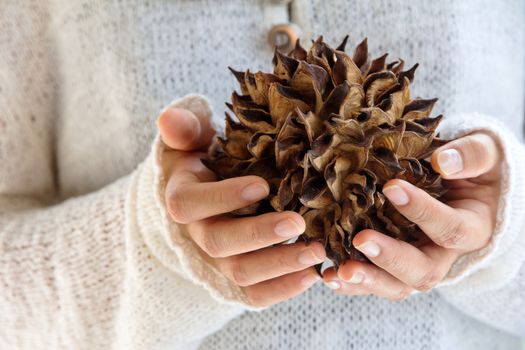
left=323, top=132, right=502, bottom=300
left=157, top=107, right=324, bottom=307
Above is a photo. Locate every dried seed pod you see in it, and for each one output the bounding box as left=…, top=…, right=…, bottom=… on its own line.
left=205, top=36, right=449, bottom=268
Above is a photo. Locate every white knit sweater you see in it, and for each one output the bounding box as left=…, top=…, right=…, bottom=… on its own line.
left=1, top=0, right=524, bottom=349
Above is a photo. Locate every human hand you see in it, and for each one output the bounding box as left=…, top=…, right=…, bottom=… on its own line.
left=157, top=106, right=325, bottom=307
left=323, top=132, right=502, bottom=300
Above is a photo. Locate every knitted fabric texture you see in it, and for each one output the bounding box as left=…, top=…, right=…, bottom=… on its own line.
left=0, top=1, right=524, bottom=349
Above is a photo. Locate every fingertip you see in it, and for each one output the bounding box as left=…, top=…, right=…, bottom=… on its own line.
left=158, top=108, right=202, bottom=150
left=352, top=229, right=379, bottom=246
left=238, top=176, right=270, bottom=202
left=285, top=211, right=306, bottom=232
left=322, top=267, right=337, bottom=282
left=382, top=180, right=411, bottom=206
left=322, top=268, right=342, bottom=290
left=307, top=241, right=327, bottom=261
left=431, top=133, right=500, bottom=180
left=434, top=148, right=464, bottom=177
left=337, top=260, right=359, bottom=281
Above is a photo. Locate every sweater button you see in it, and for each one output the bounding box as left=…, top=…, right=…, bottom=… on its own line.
left=268, top=23, right=300, bottom=52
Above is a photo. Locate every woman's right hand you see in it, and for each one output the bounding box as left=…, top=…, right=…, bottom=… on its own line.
left=157, top=106, right=325, bottom=307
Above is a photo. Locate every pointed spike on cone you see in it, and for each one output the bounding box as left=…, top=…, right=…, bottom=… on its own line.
left=386, top=60, right=399, bottom=70
left=292, top=39, right=302, bottom=53
left=225, top=111, right=233, bottom=122
left=336, top=35, right=349, bottom=51
left=225, top=111, right=240, bottom=125
left=390, top=59, right=405, bottom=74
left=272, top=49, right=279, bottom=65
left=289, top=39, right=308, bottom=60
left=399, top=63, right=419, bottom=82
left=367, top=53, right=389, bottom=75
left=228, top=66, right=244, bottom=81
left=228, top=67, right=248, bottom=93
left=353, top=37, right=369, bottom=68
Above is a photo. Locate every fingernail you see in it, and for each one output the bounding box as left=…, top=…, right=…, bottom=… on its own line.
left=383, top=185, right=409, bottom=206
left=325, top=280, right=341, bottom=290
left=355, top=241, right=381, bottom=257
left=274, top=218, right=304, bottom=238
left=346, top=272, right=365, bottom=284
left=437, top=149, right=463, bottom=175
left=301, top=273, right=320, bottom=287
left=298, top=249, right=324, bottom=265
left=240, top=183, right=269, bottom=201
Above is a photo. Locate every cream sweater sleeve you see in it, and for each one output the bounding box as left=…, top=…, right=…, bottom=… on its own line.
left=0, top=3, right=246, bottom=349
left=0, top=96, right=250, bottom=350
left=435, top=114, right=525, bottom=336
left=1, top=95, right=252, bottom=350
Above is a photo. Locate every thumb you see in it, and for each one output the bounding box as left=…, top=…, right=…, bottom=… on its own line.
left=157, top=107, right=216, bottom=151
left=431, top=132, right=501, bottom=181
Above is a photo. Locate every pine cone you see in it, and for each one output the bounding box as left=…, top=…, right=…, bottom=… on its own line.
left=204, top=36, right=448, bottom=267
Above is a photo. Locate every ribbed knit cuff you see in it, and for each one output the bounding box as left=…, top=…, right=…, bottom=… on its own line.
left=436, top=113, right=525, bottom=289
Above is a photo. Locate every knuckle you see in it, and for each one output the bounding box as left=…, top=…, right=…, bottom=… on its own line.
left=186, top=221, right=206, bottom=242
left=201, top=232, right=221, bottom=258
left=412, top=270, right=439, bottom=292
left=382, top=253, right=408, bottom=276
left=275, top=251, right=294, bottom=271
left=248, top=221, right=266, bottom=244
left=437, top=221, right=465, bottom=248
left=168, top=187, right=191, bottom=223
left=410, top=204, right=433, bottom=224
left=241, top=288, right=256, bottom=306
left=227, top=257, right=251, bottom=287
left=209, top=186, right=227, bottom=209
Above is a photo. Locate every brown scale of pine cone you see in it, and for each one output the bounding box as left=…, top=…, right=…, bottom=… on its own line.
left=203, top=36, right=449, bottom=268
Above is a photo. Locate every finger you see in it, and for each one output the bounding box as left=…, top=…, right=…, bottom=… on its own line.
left=186, top=212, right=305, bottom=257
left=431, top=132, right=500, bottom=182
left=213, top=242, right=325, bottom=286
left=323, top=265, right=413, bottom=301
left=352, top=229, right=459, bottom=291
left=382, top=179, right=485, bottom=250
left=166, top=160, right=270, bottom=223
left=157, top=107, right=215, bottom=151
left=163, top=151, right=216, bottom=184
left=242, top=268, right=320, bottom=307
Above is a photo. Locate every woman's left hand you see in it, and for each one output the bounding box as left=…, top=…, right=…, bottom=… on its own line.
left=323, top=132, right=503, bottom=300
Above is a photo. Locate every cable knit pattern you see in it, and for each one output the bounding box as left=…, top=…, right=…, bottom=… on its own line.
left=0, top=0, right=524, bottom=349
